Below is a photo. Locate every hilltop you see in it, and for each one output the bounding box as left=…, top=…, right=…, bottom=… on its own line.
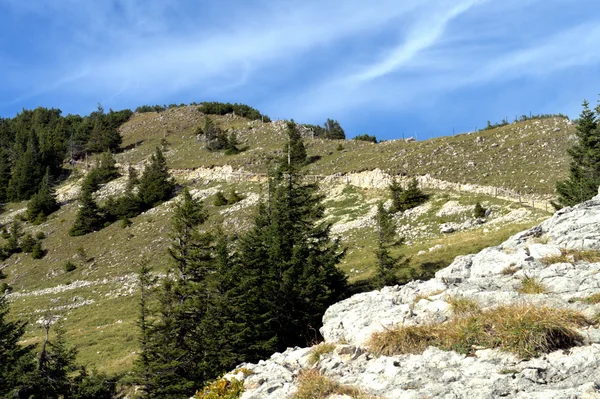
left=115, top=106, right=574, bottom=196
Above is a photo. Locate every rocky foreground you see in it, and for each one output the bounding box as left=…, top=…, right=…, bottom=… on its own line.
left=224, top=194, right=600, bottom=399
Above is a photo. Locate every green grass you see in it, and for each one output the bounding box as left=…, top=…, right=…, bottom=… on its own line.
left=116, top=108, right=574, bottom=196
left=0, top=109, right=559, bottom=378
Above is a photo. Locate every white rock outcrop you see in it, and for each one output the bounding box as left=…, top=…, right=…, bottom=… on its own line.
left=230, top=194, right=600, bottom=398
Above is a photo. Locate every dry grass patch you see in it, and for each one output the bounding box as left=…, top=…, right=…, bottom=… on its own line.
left=518, top=277, right=547, bottom=294
left=446, top=297, right=480, bottom=316
left=541, top=249, right=600, bottom=266
left=502, top=265, right=519, bottom=275
left=308, top=342, right=336, bottom=365
left=291, top=369, right=377, bottom=399
left=367, top=304, right=587, bottom=359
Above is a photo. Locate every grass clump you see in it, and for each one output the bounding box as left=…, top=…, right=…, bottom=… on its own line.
left=446, top=296, right=480, bottom=316
left=367, top=304, right=587, bottom=359
left=518, top=277, right=547, bottom=294
left=291, top=369, right=375, bottom=399
left=541, top=249, right=600, bottom=266
left=308, top=342, right=336, bottom=365
left=63, top=261, right=77, bottom=273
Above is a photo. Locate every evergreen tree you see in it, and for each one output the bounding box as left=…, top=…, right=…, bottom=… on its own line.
left=390, top=178, right=429, bottom=212
left=26, top=168, right=59, bottom=223
left=283, top=121, right=307, bottom=169
left=374, top=202, right=408, bottom=288
left=0, top=148, right=11, bottom=203
left=86, top=105, right=122, bottom=154
left=8, top=133, right=44, bottom=201
left=69, top=189, right=104, bottom=236
left=5, top=219, right=23, bottom=255
left=199, top=117, right=229, bottom=151
left=555, top=99, right=600, bottom=207
left=474, top=202, right=486, bottom=218
left=323, top=118, right=346, bottom=140
left=0, top=294, right=35, bottom=397
left=138, top=147, right=175, bottom=209
left=233, top=124, right=347, bottom=358
left=142, top=188, right=215, bottom=397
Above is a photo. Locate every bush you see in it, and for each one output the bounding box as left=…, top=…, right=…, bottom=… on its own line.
left=390, top=178, right=429, bottom=213
left=31, top=241, right=45, bottom=259
left=20, top=234, right=36, bottom=253
left=0, top=282, right=12, bottom=294
left=36, top=231, right=46, bottom=240
left=368, top=304, right=586, bottom=358
left=213, top=191, right=228, bottom=206
left=64, top=261, right=77, bottom=272
left=227, top=189, right=243, bottom=205
left=474, top=202, right=486, bottom=218
left=353, top=134, right=377, bottom=143
left=195, top=375, right=244, bottom=399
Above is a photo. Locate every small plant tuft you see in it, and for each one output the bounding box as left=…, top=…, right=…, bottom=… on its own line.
left=308, top=342, right=336, bottom=365
left=291, top=369, right=374, bottom=399
left=64, top=261, right=77, bottom=273
left=518, top=277, right=547, bottom=294
left=446, top=296, right=480, bottom=316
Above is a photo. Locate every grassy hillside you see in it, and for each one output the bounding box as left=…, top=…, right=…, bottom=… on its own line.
left=116, top=106, right=574, bottom=196
left=0, top=107, right=564, bottom=378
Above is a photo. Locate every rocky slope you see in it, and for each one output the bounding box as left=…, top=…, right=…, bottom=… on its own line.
left=226, top=192, right=600, bottom=398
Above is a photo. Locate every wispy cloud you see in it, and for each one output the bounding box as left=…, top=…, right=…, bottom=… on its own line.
left=1, top=0, right=600, bottom=137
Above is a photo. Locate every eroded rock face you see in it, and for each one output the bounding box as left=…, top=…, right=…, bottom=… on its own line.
left=226, top=195, right=600, bottom=398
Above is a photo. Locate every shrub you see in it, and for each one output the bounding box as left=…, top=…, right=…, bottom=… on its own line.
left=64, top=261, right=77, bottom=272
left=390, top=178, right=429, bottom=213
left=474, top=202, right=486, bottom=218
left=194, top=375, right=244, bottom=399
left=20, top=233, right=36, bottom=253
left=353, top=134, right=377, bottom=143
left=227, top=189, right=243, bottom=205
left=368, top=304, right=587, bottom=358
left=31, top=241, right=45, bottom=259
left=0, top=282, right=12, bottom=294
left=213, top=191, right=228, bottom=206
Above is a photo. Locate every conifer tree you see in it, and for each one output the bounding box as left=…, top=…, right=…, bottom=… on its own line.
left=5, top=219, right=23, bottom=255
left=374, top=202, right=408, bottom=288
left=8, top=133, right=44, bottom=201
left=233, top=123, right=347, bottom=358
left=69, top=189, right=104, bottom=236
left=0, top=294, right=35, bottom=397
left=323, top=118, right=346, bottom=140
left=138, top=147, right=175, bottom=209
left=390, top=178, right=429, bottom=212
left=555, top=99, right=600, bottom=207
left=26, top=168, right=59, bottom=223
left=142, top=188, right=215, bottom=397
left=0, top=148, right=11, bottom=203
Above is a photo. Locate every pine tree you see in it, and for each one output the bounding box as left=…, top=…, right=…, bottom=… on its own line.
left=8, top=133, right=44, bottom=201
left=142, top=188, right=215, bottom=397
left=234, top=124, right=347, bottom=357
left=26, top=168, right=59, bottom=223
left=0, top=148, right=11, bottom=203
left=86, top=105, right=122, bottom=154
left=138, top=147, right=175, bottom=209
left=474, top=202, right=486, bottom=218
left=374, top=202, right=408, bottom=288
left=555, top=100, right=600, bottom=207
left=5, top=219, right=23, bottom=255
left=0, top=294, right=35, bottom=397
left=390, top=178, right=429, bottom=212
left=69, top=189, right=104, bottom=236
left=323, top=118, right=346, bottom=140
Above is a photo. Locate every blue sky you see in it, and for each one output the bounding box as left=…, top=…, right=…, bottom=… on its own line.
left=1, top=0, right=599, bottom=140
